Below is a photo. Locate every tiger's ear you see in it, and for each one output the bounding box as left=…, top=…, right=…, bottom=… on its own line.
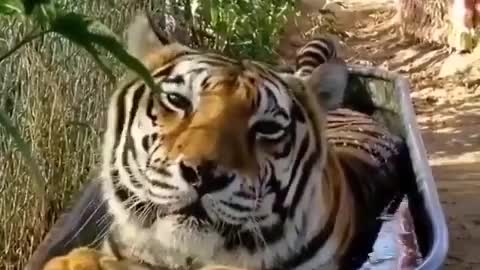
left=126, top=12, right=176, bottom=61
left=305, top=59, right=349, bottom=110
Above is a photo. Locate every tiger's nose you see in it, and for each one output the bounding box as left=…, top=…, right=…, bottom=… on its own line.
left=179, top=161, right=201, bottom=187
left=179, top=160, right=233, bottom=195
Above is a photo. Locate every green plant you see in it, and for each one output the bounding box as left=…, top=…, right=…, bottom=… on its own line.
left=198, top=0, right=296, bottom=63
left=158, top=0, right=296, bottom=64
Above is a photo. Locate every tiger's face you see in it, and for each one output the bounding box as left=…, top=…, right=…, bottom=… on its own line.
left=103, top=14, right=341, bottom=251
left=146, top=58, right=301, bottom=228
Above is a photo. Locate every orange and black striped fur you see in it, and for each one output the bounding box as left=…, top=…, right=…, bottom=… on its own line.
left=290, top=37, right=349, bottom=111
left=39, top=13, right=412, bottom=270
left=295, top=36, right=338, bottom=77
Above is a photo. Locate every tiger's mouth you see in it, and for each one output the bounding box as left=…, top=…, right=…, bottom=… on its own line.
left=168, top=168, right=236, bottom=221
left=114, top=159, right=260, bottom=229
left=172, top=200, right=210, bottom=221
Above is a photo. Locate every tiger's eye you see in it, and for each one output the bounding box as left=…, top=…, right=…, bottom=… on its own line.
left=253, top=121, right=284, bottom=136
left=251, top=120, right=287, bottom=144
left=166, top=93, right=191, bottom=111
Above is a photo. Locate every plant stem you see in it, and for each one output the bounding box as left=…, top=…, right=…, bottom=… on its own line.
left=0, top=109, right=48, bottom=207
left=0, top=29, right=51, bottom=64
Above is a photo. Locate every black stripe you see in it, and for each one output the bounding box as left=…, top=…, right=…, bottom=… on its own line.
left=291, top=100, right=306, bottom=123
left=272, top=181, right=339, bottom=270
left=309, top=38, right=335, bottom=57
left=150, top=180, right=177, bottom=190
left=114, top=186, right=131, bottom=207
left=288, top=135, right=310, bottom=186
left=297, top=59, right=319, bottom=71
left=121, top=86, right=146, bottom=189
left=298, top=56, right=322, bottom=65
left=289, top=150, right=319, bottom=218
left=152, top=63, right=175, bottom=79
left=112, top=180, right=158, bottom=228
left=232, top=191, right=256, bottom=200
left=265, top=68, right=289, bottom=89
left=200, top=76, right=210, bottom=89
left=297, top=59, right=318, bottom=69
left=223, top=220, right=285, bottom=252
left=146, top=96, right=157, bottom=124
left=257, top=70, right=288, bottom=93
left=219, top=200, right=253, bottom=212
left=141, top=135, right=150, bottom=151
left=273, top=133, right=294, bottom=159
left=272, top=117, right=297, bottom=159
left=300, top=51, right=328, bottom=65
left=121, top=142, right=142, bottom=188
left=264, top=133, right=308, bottom=227
left=110, top=169, right=119, bottom=181
left=112, top=81, right=136, bottom=155
left=126, top=86, right=146, bottom=144
left=263, top=87, right=279, bottom=114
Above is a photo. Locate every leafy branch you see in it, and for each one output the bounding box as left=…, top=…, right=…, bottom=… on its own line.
left=0, top=0, right=157, bottom=206
left=1, top=1, right=156, bottom=89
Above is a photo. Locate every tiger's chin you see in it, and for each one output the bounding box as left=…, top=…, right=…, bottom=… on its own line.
left=105, top=198, right=224, bottom=267
left=169, top=200, right=211, bottom=224
left=169, top=199, right=249, bottom=236
left=104, top=173, right=267, bottom=268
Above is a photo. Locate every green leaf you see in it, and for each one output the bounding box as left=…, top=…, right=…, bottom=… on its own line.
left=0, top=0, right=58, bottom=28
left=0, top=109, right=46, bottom=200
left=50, top=12, right=157, bottom=91
left=0, top=0, right=24, bottom=15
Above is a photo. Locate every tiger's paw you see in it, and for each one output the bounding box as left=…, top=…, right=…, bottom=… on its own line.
left=43, top=247, right=150, bottom=270
left=43, top=248, right=105, bottom=270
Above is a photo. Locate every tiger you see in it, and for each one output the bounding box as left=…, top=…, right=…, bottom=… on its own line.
left=38, top=11, right=412, bottom=270
left=291, top=36, right=348, bottom=111
left=294, top=36, right=338, bottom=77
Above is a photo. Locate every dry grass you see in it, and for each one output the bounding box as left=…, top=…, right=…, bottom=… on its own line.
left=0, top=1, right=150, bottom=269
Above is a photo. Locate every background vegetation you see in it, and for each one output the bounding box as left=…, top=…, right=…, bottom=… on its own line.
left=0, top=0, right=299, bottom=268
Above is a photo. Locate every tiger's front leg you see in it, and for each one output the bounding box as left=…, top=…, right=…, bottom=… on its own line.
left=43, top=249, right=258, bottom=270
left=42, top=247, right=151, bottom=270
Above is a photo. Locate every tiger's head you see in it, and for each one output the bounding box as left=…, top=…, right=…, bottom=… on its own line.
left=101, top=13, right=346, bottom=251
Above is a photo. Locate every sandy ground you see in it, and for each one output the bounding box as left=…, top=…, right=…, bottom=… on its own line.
left=328, top=2, right=480, bottom=269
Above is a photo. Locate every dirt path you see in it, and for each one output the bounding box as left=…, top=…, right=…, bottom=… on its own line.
left=331, top=2, right=480, bottom=269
